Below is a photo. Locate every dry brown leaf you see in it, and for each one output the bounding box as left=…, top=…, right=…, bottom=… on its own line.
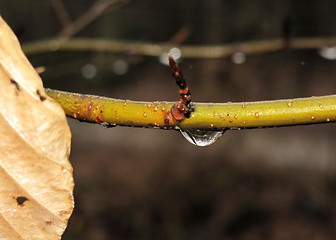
left=0, top=16, right=74, bottom=239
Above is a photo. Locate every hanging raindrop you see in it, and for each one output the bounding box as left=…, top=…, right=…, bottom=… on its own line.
left=180, top=129, right=226, bottom=147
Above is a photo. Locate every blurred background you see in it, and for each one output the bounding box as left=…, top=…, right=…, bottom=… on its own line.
left=3, top=0, right=336, bottom=239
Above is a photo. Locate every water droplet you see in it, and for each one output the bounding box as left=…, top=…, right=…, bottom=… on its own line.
left=234, top=115, right=238, bottom=119
left=161, top=106, right=166, bottom=111
left=327, top=118, right=330, bottom=122
left=143, top=112, right=147, bottom=117
left=319, top=104, right=323, bottom=108
left=154, top=106, right=158, bottom=112
left=311, top=116, right=315, bottom=120
left=255, top=112, right=260, bottom=118
left=319, top=46, right=336, bottom=60
left=159, top=48, right=182, bottom=65
left=242, top=105, right=246, bottom=109
left=123, top=100, right=129, bottom=106
left=146, top=103, right=152, bottom=108
left=48, top=40, right=60, bottom=51
left=112, top=59, right=129, bottom=75
left=287, top=102, right=292, bottom=107
left=81, top=63, right=96, bottom=79
left=210, top=123, right=214, bottom=128
left=169, top=47, right=182, bottom=60
left=231, top=51, right=246, bottom=64
left=180, top=129, right=225, bottom=147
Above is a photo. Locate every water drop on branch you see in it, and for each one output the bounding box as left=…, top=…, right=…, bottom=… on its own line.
left=180, top=129, right=225, bottom=147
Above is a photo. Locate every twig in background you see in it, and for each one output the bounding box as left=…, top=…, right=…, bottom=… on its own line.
left=169, top=25, right=192, bottom=45
left=58, top=0, right=131, bottom=39
left=50, top=0, right=72, bottom=27
left=23, top=36, right=336, bottom=59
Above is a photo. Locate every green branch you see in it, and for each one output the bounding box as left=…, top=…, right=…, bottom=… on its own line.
left=46, top=88, right=336, bottom=130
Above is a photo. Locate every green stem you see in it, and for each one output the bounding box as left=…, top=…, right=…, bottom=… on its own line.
left=45, top=89, right=336, bottom=130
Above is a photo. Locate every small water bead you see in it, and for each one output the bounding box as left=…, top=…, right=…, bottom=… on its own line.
left=123, top=100, right=129, bottom=106
left=81, top=63, right=97, bottom=79
left=143, top=112, right=147, bottom=117
left=287, top=102, right=292, bottom=107
left=311, top=116, right=315, bottom=120
left=161, top=106, right=166, bottom=111
left=210, top=123, right=214, bottom=128
left=234, top=115, right=238, bottom=119
left=319, top=46, right=336, bottom=60
left=327, top=118, right=330, bottom=122
left=231, top=51, right=246, bottom=64
left=242, top=105, right=246, bottom=109
left=146, top=103, right=152, bottom=108
left=112, top=60, right=129, bottom=75
left=154, top=106, right=158, bottom=112
left=255, top=112, right=260, bottom=118
left=319, top=104, right=323, bottom=108
left=180, top=129, right=226, bottom=147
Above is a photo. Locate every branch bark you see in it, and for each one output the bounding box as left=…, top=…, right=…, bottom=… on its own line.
left=45, top=88, right=336, bottom=131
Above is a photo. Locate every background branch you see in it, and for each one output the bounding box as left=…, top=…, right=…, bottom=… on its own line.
left=58, top=0, right=131, bottom=39
left=23, top=36, right=336, bottom=58
left=50, top=0, right=72, bottom=27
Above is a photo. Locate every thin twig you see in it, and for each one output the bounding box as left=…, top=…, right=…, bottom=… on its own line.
left=168, top=25, right=192, bottom=45
left=50, top=0, right=72, bottom=27
left=58, top=0, right=130, bottom=39
left=23, top=36, right=336, bottom=58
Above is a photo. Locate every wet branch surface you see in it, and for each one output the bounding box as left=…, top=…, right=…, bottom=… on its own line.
left=46, top=89, right=336, bottom=131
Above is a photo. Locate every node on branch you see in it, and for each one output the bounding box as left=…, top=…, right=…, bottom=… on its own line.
left=164, top=55, right=193, bottom=126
